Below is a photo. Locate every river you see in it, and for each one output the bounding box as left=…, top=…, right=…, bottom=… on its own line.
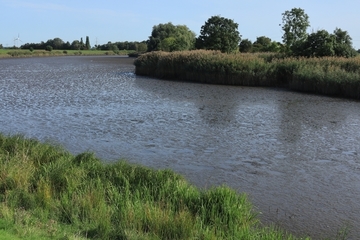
left=1, top=56, right=359, bottom=239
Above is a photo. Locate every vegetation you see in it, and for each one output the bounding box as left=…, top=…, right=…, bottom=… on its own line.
left=196, top=15, right=241, bottom=53
left=18, top=36, right=146, bottom=55
left=0, top=134, right=309, bottom=239
left=0, top=49, right=136, bottom=58
left=280, top=8, right=357, bottom=57
left=1, top=7, right=357, bottom=58
left=134, top=50, right=360, bottom=99
left=281, top=8, right=310, bottom=54
left=147, top=22, right=196, bottom=52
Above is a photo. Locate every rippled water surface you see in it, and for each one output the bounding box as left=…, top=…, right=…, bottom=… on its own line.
left=1, top=56, right=360, bottom=238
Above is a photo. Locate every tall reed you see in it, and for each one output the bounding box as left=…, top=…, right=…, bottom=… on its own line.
left=134, top=50, right=360, bottom=99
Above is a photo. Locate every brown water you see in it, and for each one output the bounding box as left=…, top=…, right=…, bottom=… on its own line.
left=1, top=56, right=359, bottom=239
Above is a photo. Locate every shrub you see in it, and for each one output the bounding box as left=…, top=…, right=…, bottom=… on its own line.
left=45, top=45, right=53, bottom=51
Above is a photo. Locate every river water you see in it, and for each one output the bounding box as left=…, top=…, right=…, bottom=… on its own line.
left=1, top=56, right=359, bottom=239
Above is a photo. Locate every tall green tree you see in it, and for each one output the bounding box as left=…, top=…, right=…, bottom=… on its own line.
left=85, top=36, right=91, bottom=50
left=332, top=28, right=357, bottom=57
left=80, top=37, right=85, bottom=50
left=281, top=8, right=310, bottom=54
left=147, top=22, right=195, bottom=52
left=302, top=30, right=335, bottom=57
left=196, top=15, right=241, bottom=53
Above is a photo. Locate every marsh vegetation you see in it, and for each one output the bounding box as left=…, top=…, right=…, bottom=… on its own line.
left=0, top=134, right=308, bottom=239
left=135, top=50, right=360, bottom=99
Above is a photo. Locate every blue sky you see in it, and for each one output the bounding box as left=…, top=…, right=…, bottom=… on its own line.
left=1, top=0, right=359, bottom=49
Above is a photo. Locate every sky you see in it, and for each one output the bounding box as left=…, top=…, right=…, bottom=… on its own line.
left=1, top=0, right=359, bottom=49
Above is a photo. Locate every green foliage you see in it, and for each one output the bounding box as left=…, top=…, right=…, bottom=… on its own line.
left=85, top=36, right=91, bottom=50
left=302, top=30, right=335, bottom=57
left=252, top=36, right=280, bottom=53
left=0, top=134, right=307, bottom=239
left=281, top=8, right=310, bottom=53
left=135, top=50, right=360, bottom=99
left=70, top=40, right=81, bottom=50
left=332, top=28, right=357, bottom=57
left=147, top=22, right=195, bottom=52
left=45, top=45, right=53, bottom=51
left=296, top=28, right=357, bottom=58
left=0, top=44, right=3, bottom=49
left=281, top=8, right=356, bottom=58
left=240, top=39, right=253, bottom=53
left=196, top=15, right=241, bottom=53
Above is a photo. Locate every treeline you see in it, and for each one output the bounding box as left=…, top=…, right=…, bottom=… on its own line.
left=145, top=8, right=358, bottom=58
left=20, top=36, right=147, bottom=53
left=95, top=41, right=147, bottom=53
left=21, top=36, right=91, bottom=51
left=10, top=7, right=360, bottom=57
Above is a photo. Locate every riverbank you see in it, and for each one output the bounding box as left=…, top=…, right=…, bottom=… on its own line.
left=134, top=50, right=360, bottom=100
left=0, top=134, right=309, bottom=239
left=0, top=49, right=135, bottom=58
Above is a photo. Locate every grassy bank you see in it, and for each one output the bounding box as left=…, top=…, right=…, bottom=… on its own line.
left=0, top=49, right=135, bottom=58
left=134, top=50, right=360, bottom=99
left=0, top=134, right=308, bottom=239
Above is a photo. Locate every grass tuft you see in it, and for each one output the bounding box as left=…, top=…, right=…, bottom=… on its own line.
left=0, top=133, right=313, bottom=239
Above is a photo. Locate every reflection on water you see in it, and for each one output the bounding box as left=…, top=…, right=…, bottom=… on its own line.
left=1, top=56, right=360, bottom=239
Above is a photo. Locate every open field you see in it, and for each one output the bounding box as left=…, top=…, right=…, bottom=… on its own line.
left=0, top=49, right=135, bottom=58
left=135, top=50, right=360, bottom=100
left=0, top=134, right=312, bottom=239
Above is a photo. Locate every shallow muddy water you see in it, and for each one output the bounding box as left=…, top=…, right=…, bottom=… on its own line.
left=1, top=56, right=360, bottom=239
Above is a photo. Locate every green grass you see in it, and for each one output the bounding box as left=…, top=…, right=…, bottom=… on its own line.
left=0, top=133, right=311, bottom=239
left=134, top=50, right=360, bottom=99
left=0, top=49, right=135, bottom=58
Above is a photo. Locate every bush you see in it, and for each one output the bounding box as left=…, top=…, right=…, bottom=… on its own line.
left=45, top=45, right=53, bottom=51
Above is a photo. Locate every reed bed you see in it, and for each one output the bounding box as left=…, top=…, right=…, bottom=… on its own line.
left=0, top=134, right=308, bottom=239
left=134, top=50, right=360, bottom=99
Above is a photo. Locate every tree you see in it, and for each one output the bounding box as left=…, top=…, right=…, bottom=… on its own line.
left=299, top=28, right=356, bottom=58
left=0, top=44, right=3, bottom=49
left=45, top=45, right=53, bottom=51
left=85, top=36, right=91, bottom=50
left=52, top=37, right=65, bottom=49
left=302, top=30, right=335, bottom=57
left=135, top=42, right=147, bottom=52
left=281, top=8, right=310, bottom=53
left=80, top=37, right=85, bottom=50
left=196, top=15, right=241, bottom=53
left=71, top=40, right=81, bottom=50
left=252, top=36, right=271, bottom=52
left=332, top=28, right=357, bottom=57
left=147, top=22, right=195, bottom=52
left=239, top=39, right=252, bottom=52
